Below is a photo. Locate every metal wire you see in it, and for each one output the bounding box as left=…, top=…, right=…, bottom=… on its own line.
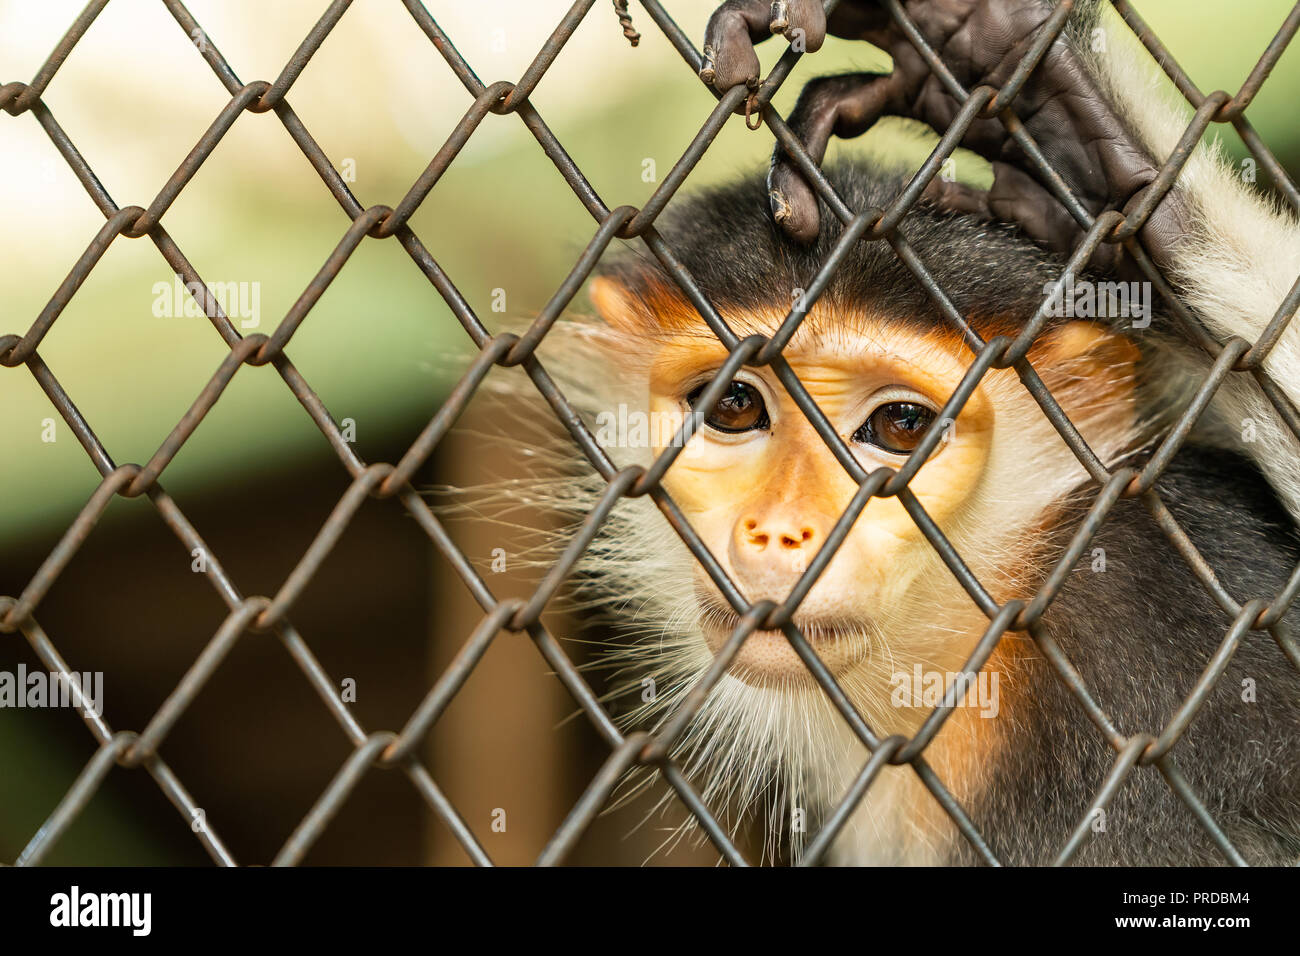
left=1, top=0, right=1299, bottom=867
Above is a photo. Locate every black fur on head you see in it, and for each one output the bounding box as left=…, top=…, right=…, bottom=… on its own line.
left=597, top=162, right=1136, bottom=340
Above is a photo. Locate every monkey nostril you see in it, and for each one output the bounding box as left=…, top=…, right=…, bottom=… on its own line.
left=779, top=528, right=814, bottom=549
left=741, top=519, right=817, bottom=551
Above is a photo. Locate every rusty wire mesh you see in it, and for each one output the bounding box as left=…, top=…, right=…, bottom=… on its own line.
left=2, top=0, right=1300, bottom=867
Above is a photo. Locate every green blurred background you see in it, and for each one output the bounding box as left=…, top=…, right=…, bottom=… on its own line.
left=1, top=0, right=1297, bottom=864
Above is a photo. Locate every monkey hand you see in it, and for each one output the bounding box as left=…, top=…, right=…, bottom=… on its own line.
left=702, top=0, right=1186, bottom=272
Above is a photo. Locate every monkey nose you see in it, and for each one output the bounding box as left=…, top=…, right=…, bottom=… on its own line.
left=737, top=516, right=817, bottom=552
left=728, top=513, right=826, bottom=590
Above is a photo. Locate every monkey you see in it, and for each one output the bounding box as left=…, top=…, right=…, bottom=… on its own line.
left=456, top=0, right=1300, bottom=864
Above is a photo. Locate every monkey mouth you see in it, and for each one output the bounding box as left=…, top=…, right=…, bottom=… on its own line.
left=697, top=601, right=868, bottom=683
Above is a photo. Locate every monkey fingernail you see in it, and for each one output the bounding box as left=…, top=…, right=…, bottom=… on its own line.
left=770, top=1, right=790, bottom=34
left=770, top=189, right=816, bottom=242
left=769, top=188, right=792, bottom=224
left=700, top=45, right=717, bottom=85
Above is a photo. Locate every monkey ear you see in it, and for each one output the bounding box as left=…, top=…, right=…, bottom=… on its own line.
left=589, top=275, right=700, bottom=338
left=589, top=276, right=653, bottom=335
left=1029, top=321, right=1141, bottom=376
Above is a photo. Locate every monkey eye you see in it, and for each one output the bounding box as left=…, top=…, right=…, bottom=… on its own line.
left=854, top=401, right=936, bottom=454
left=686, top=380, right=770, bottom=434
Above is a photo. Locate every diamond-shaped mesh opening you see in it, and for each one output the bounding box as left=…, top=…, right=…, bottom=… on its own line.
left=2, top=0, right=1299, bottom=866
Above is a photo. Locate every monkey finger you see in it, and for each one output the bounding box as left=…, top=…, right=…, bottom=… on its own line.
left=919, top=177, right=992, bottom=219
left=985, top=162, right=1132, bottom=273
left=1125, top=186, right=1189, bottom=275
left=983, top=163, right=1081, bottom=255
left=923, top=162, right=1120, bottom=268
left=768, top=71, right=902, bottom=242
left=770, top=0, right=827, bottom=53
left=701, top=0, right=776, bottom=89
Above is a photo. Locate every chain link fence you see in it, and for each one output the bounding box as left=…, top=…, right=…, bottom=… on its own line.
left=2, top=0, right=1299, bottom=866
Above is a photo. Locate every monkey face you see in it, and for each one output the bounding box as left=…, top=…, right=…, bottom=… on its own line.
left=643, top=319, right=996, bottom=684
left=589, top=278, right=1144, bottom=691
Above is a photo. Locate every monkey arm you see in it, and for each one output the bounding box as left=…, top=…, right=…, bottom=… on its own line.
left=705, top=0, right=1185, bottom=269
left=1090, top=12, right=1300, bottom=527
